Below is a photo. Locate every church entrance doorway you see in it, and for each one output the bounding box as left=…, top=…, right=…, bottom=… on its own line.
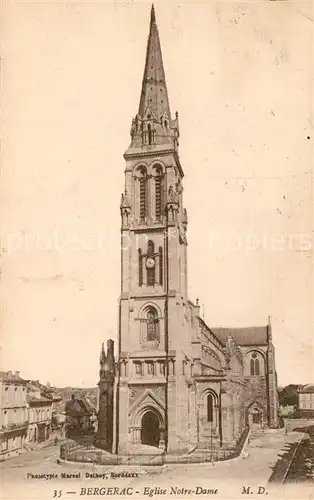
left=141, top=411, right=160, bottom=447
left=247, top=405, right=263, bottom=428
left=252, top=410, right=260, bottom=424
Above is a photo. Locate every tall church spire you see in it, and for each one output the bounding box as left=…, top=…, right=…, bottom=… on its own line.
left=128, top=5, right=179, bottom=150
left=138, top=4, right=171, bottom=121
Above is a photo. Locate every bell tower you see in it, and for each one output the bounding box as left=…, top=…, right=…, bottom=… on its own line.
left=116, top=4, right=191, bottom=454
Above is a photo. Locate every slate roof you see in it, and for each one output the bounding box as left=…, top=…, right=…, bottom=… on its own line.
left=211, top=326, right=268, bottom=346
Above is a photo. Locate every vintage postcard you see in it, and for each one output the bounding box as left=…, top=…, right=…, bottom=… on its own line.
left=1, top=1, right=313, bottom=499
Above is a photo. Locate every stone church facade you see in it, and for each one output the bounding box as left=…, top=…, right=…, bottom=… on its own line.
left=96, top=5, right=279, bottom=456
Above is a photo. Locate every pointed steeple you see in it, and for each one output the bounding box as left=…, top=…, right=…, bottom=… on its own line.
left=138, top=4, right=171, bottom=121
left=127, top=5, right=180, bottom=151
left=150, top=3, right=156, bottom=24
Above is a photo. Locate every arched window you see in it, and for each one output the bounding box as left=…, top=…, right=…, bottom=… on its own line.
left=148, top=123, right=152, bottom=145
left=250, top=352, right=260, bottom=376
left=155, top=168, right=163, bottom=220
left=137, top=168, right=147, bottom=220
left=146, top=308, right=159, bottom=342
left=147, top=240, right=155, bottom=286
left=138, top=249, right=143, bottom=286
left=159, top=246, right=163, bottom=286
left=207, top=394, right=214, bottom=422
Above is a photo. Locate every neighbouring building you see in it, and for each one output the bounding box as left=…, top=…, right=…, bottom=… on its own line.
left=96, top=5, right=279, bottom=456
left=65, top=396, right=96, bottom=437
left=0, top=371, right=29, bottom=460
left=27, top=382, right=53, bottom=444
left=298, top=384, right=314, bottom=417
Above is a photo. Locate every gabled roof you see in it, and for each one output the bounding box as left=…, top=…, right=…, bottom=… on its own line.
left=211, top=326, right=268, bottom=346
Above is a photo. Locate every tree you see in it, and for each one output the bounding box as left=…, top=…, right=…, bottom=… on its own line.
left=278, top=385, right=299, bottom=407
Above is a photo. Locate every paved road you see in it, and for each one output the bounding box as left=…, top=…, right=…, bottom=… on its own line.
left=2, top=424, right=313, bottom=500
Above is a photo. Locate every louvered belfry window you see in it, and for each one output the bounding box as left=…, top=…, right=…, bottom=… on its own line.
left=155, top=168, right=162, bottom=220
left=140, top=177, right=147, bottom=220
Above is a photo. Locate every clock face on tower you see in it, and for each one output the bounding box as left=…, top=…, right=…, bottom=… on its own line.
left=146, top=257, right=155, bottom=269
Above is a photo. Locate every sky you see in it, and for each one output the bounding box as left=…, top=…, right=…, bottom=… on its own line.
left=1, top=0, right=313, bottom=388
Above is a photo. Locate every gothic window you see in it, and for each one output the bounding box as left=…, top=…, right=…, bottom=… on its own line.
left=137, top=167, right=147, bottom=220
left=146, top=307, right=159, bottom=342
left=147, top=240, right=155, bottom=286
left=207, top=394, right=214, bottom=422
left=155, top=168, right=163, bottom=220
left=159, top=246, right=163, bottom=286
left=250, top=352, right=260, bottom=376
left=148, top=123, right=152, bottom=145
left=138, top=249, right=143, bottom=286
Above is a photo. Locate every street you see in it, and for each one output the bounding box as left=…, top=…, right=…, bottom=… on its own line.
left=2, top=423, right=313, bottom=500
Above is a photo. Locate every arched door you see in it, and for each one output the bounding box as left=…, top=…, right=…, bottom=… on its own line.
left=141, top=411, right=160, bottom=447
left=252, top=409, right=260, bottom=424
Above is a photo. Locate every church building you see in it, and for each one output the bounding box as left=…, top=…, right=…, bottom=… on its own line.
left=96, top=5, right=279, bottom=457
